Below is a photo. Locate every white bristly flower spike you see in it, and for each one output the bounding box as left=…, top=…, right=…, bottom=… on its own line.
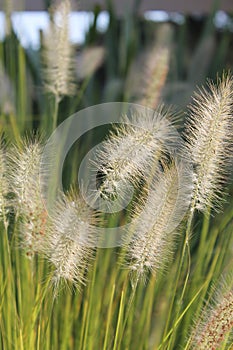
left=46, top=190, right=96, bottom=291
left=184, top=74, right=233, bottom=212
left=123, top=162, right=191, bottom=280
left=8, top=137, right=48, bottom=257
left=125, top=24, right=171, bottom=109
left=42, top=0, right=76, bottom=100
left=93, top=108, right=179, bottom=202
left=0, top=143, right=8, bottom=226
left=76, top=46, right=105, bottom=81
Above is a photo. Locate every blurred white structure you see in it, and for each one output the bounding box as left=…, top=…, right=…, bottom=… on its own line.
left=0, top=0, right=232, bottom=13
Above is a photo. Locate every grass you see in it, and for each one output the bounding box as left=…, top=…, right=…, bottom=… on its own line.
left=0, top=2, right=233, bottom=349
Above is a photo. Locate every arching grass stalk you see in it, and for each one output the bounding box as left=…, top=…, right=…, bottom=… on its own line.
left=158, top=281, right=208, bottom=350
left=161, top=197, right=195, bottom=349
left=189, top=274, right=233, bottom=349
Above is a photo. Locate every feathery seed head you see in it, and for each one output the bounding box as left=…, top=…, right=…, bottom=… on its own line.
left=126, top=24, right=171, bottom=108
left=46, top=190, right=96, bottom=290
left=42, top=0, right=76, bottom=99
left=185, top=74, right=233, bottom=212
left=93, top=108, right=179, bottom=204
left=139, top=47, right=170, bottom=108
left=0, top=143, right=8, bottom=221
left=123, top=162, right=191, bottom=279
left=8, top=137, right=48, bottom=255
left=191, top=277, right=233, bottom=350
left=76, top=46, right=105, bottom=81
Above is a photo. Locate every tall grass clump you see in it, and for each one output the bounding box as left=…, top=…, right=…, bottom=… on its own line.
left=0, top=3, right=233, bottom=349
left=0, top=74, right=233, bottom=350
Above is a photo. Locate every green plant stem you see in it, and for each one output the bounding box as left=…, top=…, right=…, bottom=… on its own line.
left=158, top=281, right=208, bottom=350
left=72, top=76, right=92, bottom=112
left=195, top=208, right=211, bottom=276
left=28, top=274, right=53, bottom=348
left=117, top=272, right=140, bottom=348
left=52, top=94, right=60, bottom=131
left=81, top=256, right=98, bottom=350
left=103, top=283, right=116, bottom=350
left=162, top=198, right=195, bottom=349
left=113, top=288, right=125, bottom=350
left=182, top=247, right=222, bottom=350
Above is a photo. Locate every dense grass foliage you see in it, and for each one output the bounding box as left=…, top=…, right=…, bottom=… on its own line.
left=0, top=1, right=232, bottom=349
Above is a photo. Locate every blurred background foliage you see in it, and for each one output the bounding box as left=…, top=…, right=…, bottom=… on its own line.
left=1, top=0, right=233, bottom=198
left=0, top=0, right=233, bottom=137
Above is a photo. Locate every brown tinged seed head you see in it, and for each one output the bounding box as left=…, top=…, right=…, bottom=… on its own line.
left=190, top=279, right=233, bottom=350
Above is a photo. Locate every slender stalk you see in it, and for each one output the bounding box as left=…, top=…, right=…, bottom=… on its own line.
left=197, top=209, right=211, bottom=260
left=103, top=284, right=116, bottom=350
left=162, top=197, right=195, bottom=347
left=113, top=289, right=125, bottom=350
left=158, top=281, right=208, bottom=350
left=117, top=273, right=140, bottom=348
left=81, top=256, right=98, bottom=350
left=28, top=274, right=53, bottom=348
left=52, top=94, right=60, bottom=131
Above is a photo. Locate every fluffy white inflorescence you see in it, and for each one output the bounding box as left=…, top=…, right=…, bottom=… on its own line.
left=76, top=46, right=105, bottom=81
left=42, top=0, right=76, bottom=99
left=8, top=138, right=47, bottom=256
left=191, top=283, right=233, bottom=350
left=46, top=191, right=95, bottom=289
left=139, top=46, right=170, bottom=109
left=185, top=75, right=233, bottom=212
left=124, top=163, right=190, bottom=279
left=0, top=144, right=8, bottom=221
left=94, top=108, right=179, bottom=202
left=125, top=24, right=171, bottom=109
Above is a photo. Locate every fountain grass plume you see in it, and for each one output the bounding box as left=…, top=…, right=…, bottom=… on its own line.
left=93, top=107, right=180, bottom=202
left=0, top=140, right=8, bottom=225
left=7, top=136, right=48, bottom=256
left=42, top=0, right=76, bottom=100
left=190, top=273, right=233, bottom=349
left=45, top=189, right=96, bottom=291
left=184, top=73, right=233, bottom=212
left=123, top=161, right=191, bottom=281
